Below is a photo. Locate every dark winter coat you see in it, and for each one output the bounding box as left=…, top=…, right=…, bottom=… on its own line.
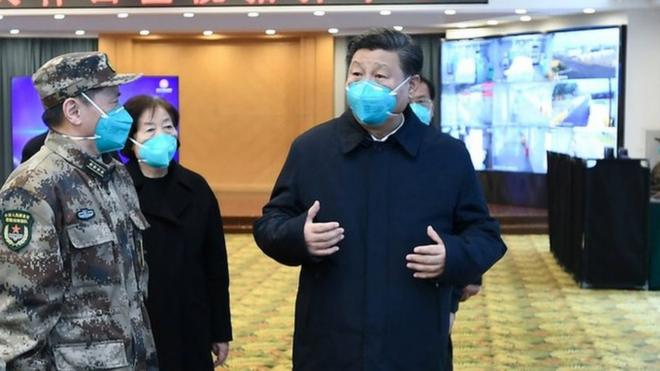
left=127, top=161, right=232, bottom=371
left=254, top=108, right=506, bottom=371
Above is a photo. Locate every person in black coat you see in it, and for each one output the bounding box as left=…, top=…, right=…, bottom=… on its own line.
left=122, top=95, right=232, bottom=370
left=20, top=131, right=48, bottom=163
left=412, top=76, right=483, bottom=371
left=253, top=28, right=506, bottom=371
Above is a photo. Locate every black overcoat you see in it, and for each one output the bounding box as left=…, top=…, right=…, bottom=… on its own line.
left=127, top=161, right=232, bottom=371
left=254, top=108, right=506, bottom=371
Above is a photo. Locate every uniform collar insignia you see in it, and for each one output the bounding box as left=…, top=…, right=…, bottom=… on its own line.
left=45, top=131, right=116, bottom=182
left=83, top=157, right=115, bottom=183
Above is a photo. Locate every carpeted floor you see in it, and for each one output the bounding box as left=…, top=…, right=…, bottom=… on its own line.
left=221, top=234, right=660, bottom=370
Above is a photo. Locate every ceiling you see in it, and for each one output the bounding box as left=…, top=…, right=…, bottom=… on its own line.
left=0, top=0, right=658, bottom=37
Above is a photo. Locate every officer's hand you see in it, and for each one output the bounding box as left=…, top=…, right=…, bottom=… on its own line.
left=212, top=342, right=229, bottom=367
left=460, top=284, right=481, bottom=302
left=406, top=226, right=446, bottom=279
left=304, top=200, right=343, bottom=257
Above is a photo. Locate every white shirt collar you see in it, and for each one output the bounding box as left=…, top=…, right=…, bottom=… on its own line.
left=370, top=115, right=405, bottom=143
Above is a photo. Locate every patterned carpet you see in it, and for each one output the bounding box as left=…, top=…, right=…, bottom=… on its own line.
left=220, top=234, right=660, bottom=370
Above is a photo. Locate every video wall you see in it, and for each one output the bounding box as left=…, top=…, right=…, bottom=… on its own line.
left=11, top=75, right=179, bottom=168
left=440, top=27, right=623, bottom=173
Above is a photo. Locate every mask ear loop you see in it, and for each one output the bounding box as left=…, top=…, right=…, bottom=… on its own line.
left=389, top=75, right=412, bottom=96
left=80, top=92, right=110, bottom=118
left=128, top=137, right=142, bottom=147
left=59, top=133, right=100, bottom=141
left=128, top=137, right=149, bottom=164
left=384, top=75, right=413, bottom=118
left=56, top=94, right=104, bottom=141
left=346, top=76, right=412, bottom=94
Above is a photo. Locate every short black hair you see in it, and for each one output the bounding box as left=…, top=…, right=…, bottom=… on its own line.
left=419, top=76, right=436, bottom=101
left=346, top=28, right=423, bottom=77
left=40, top=88, right=102, bottom=129
left=41, top=103, right=64, bottom=128
left=121, top=94, right=180, bottom=160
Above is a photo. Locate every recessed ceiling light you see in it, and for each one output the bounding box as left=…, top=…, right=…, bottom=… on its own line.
left=444, top=9, right=456, bottom=15
left=75, top=30, right=85, bottom=36
left=54, top=14, right=65, bottom=20
left=183, top=12, right=195, bottom=18
left=515, top=9, right=527, bottom=15
left=139, top=30, right=150, bottom=36
left=487, top=20, right=499, bottom=26
left=117, top=13, right=129, bottom=18
left=0, top=15, right=4, bottom=20
left=393, top=25, right=404, bottom=31
left=265, top=29, right=276, bottom=35
left=313, top=10, right=325, bottom=16
left=247, top=12, right=259, bottom=18
left=380, top=10, right=392, bottom=16
left=10, top=29, right=19, bottom=35
left=328, top=28, right=338, bottom=34
left=203, top=30, right=213, bottom=36
left=520, top=15, right=532, bottom=22
left=583, top=8, right=596, bottom=14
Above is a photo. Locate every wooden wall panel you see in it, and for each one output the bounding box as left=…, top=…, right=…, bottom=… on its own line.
left=99, top=34, right=334, bottom=216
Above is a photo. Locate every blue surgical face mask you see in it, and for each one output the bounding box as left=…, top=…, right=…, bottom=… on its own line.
left=410, top=102, right=432, bottom=126
left=346, top=76, right=411, bottom=126
left=130, top=133, right=178, bottom=168
left=81, top=92, right=134, bottom=154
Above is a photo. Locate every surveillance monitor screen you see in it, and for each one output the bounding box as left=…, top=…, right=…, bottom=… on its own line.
left=440, top=27, right=623, bottom=173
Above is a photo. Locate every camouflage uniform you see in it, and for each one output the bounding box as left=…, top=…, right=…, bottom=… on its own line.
left=0, top=52, right=157, bottom=370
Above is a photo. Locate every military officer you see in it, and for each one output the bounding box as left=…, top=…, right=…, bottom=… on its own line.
left=0, top=52, right=157, bottom=370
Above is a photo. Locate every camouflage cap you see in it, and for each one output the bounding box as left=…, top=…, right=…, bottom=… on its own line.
left=32, top=51, right=141, bottom=109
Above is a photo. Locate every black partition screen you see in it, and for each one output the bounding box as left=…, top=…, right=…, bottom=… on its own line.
left=583, top=159, right=650, bottom=288
left=547, top=151, right=649, bottom=289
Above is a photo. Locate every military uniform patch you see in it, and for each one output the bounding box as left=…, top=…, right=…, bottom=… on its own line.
left=77, top=208, right=96, bottom=221
left=2, top=210, right=34, bottom=252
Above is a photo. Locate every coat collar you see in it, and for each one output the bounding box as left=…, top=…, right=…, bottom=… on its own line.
left=337, top=107, right=425, bottom=158
left=126, top=160, right=193, bottom=224
left=45, top=130, right=117, bottom=183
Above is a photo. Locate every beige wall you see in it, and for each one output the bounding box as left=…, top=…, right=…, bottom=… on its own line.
left=100, top=34, right=334, bottom=216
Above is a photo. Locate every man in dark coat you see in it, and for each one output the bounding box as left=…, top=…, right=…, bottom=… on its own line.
left=412, top=76, right=483, bottom=371
left=253, top=29, right=507, bottom=371
left=20, top=131, right=48, bottom=163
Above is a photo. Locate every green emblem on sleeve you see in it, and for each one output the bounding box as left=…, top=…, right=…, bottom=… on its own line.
left=2, top=210, right=34, bottom=252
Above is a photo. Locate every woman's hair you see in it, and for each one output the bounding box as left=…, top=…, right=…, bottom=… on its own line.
left=121, top=94, right=180, bottom=160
